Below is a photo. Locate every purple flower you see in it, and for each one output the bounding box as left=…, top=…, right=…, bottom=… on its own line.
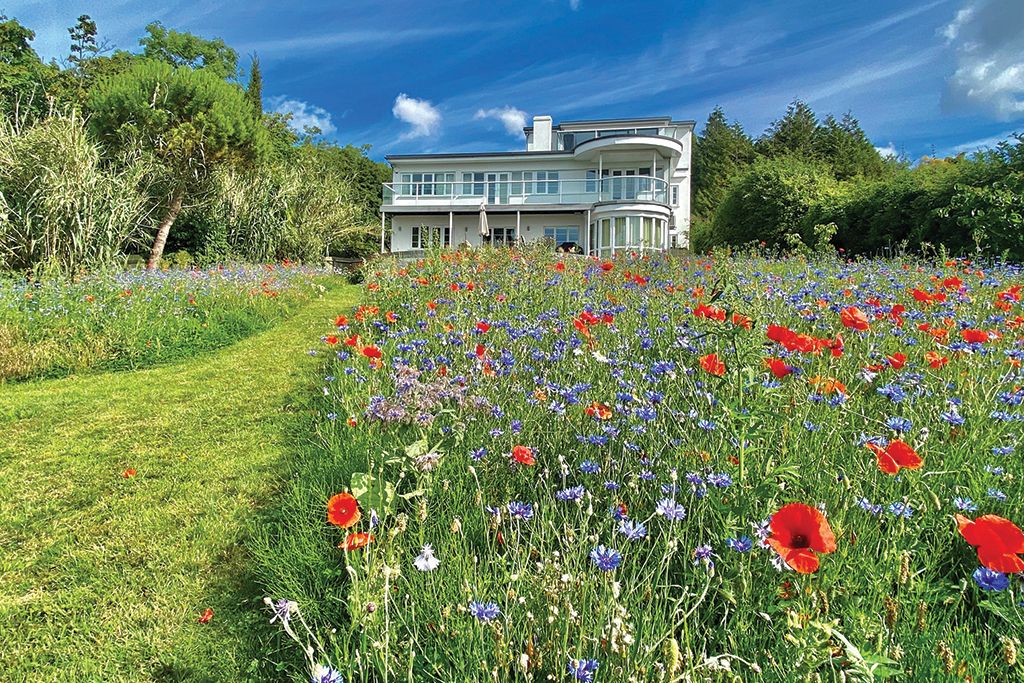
left=655, top=498, right=687, bottom=521
left=507, top=501, right=534, bottom=520
left=468, top=600, right=500, bottom=621
left=589, top=545, right=622, bottom=571
left=567, top=658, right=600, bottom=681
left=973, top=567, right=1009, bottom=592
left=726, top=536, right=754, bottom=552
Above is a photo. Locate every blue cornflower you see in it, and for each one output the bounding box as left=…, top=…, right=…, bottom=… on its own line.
left=697, top=419, right=717, bottom=431
left=567, top=658, right=600, bottom=682
left=326, top=412, right=338, bottom=421
left=877, top=384, right=906, bottom=403
left=993, top=445, right=1015, bottom=456
left=885, top=416, right=913, bottom=433
left=726, top=536, right=754, bottom=552
left=988, top=488, right=1008, bottom=502
left=888, top=502, right=914, bottom=519
left=617, top=519, right=648, bottom=541
left=468, top=601, right=501, bottom=621
left=857, top=497, right=882, bottom=515
left=706, top=473, right=733, bottom=488
left=973, top=567, right=1010, bottom=592
left=803, top=420, right=821, bottom=432
left=693, top=544, right=715, bottom=569
left=579, top=460, right=601, bottom=474
left=311, top=664, right=343, bottom=683
left=953, top=497, right=978, bottom=512
left=655, top=498, right=687, bottom=521
left=603, top=480, right=620, bottom=490
left=507, top=501, right=534, bottom=520
left=589, top=545, right=623, bottom=571
left=556, top=486, right=586, bottom=502
left=940, top=410, right=965, bottom=426
left=471, top=447, right=487, bottom=461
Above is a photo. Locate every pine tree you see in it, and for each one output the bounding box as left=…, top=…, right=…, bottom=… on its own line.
left=692, top=106, right=755, bottom=220
left=814, top=112, right=885, bottom=179
left=245, top=53, right=262, bottom=114
left=757, top=99, right=819, bottom=160
left=67, top=15, right=98, bottom=68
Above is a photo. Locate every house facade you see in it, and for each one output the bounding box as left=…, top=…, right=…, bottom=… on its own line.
left=381, top=115, right=694, bottom=255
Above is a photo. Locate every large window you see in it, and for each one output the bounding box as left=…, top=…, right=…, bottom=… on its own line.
left=401, top=172, right=454, bottom=196
left=462, top=172, right=485, bottom=196
left=590, top=215, right=667, bottom=256
left=525, top=171, right=559, bottom=194
left=411, top=226, right=452, bottom=249
left=543, top=226, right=580, bottom=246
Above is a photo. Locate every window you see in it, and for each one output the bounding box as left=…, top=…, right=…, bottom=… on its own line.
left=543, top=226, right=580, bottom=246
left=562, top=132, right=575, bottom=150
left=490, top=227, right=516, bottom=245
left=401, top=172, right=453, bottom=196
left=636, top=127, right=659, bottom=136
left=586, top=169, right=597, bottom=193
left=671, top=185, right=679, bottom=206
left=525, top=171, right=558, bottom=194
left=462, top=172, right=485, bottom=196
left=411, top=226, right=452, bottom=249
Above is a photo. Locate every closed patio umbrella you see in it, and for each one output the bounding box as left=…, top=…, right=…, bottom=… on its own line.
left=478, top=201, right=490, bottom=240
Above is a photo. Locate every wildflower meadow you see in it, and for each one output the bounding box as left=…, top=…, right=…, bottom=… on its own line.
left=0, top=263, right=321, bottom=381
left=256, top=246, right=1024, bottom=682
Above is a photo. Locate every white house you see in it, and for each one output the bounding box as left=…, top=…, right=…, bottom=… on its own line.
left=381, top=115, right=694, bottom=255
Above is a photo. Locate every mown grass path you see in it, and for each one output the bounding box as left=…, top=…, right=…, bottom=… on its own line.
left=0, top=283, right=359, bottom=682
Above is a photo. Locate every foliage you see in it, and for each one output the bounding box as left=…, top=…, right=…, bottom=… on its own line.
left=691, top=106, right=755, bottom=220
left=139, top=21, right=238, bottom=78
left=0, top=263, right=322, bottom=381
left=0, top=14, right=59, bottom=119
left=88, top=58, right=270, bottom=265
left=246, top=53, right=263, bottom=115
left=711, top=156, right=841, bottom=248
left=256, top=248, right=1024, bottom=682
left=0, top=110, right=153, bottom=273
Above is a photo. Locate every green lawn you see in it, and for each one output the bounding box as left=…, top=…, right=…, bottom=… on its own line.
left=0, top=282, right=358, bottom=682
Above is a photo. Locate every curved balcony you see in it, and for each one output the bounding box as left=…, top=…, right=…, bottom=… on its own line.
left=383, top=176, right=669, bottom=209
left=572, top=134, right=684, bottom=163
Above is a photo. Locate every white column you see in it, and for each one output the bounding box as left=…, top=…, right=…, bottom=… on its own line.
left=516, top=211, right=521, bottom=244
left=598, top=154, right=603, bottom=199
left=449, top=211, right=453, bottom=247
left=380, top=212, right=386, bottom=253
left=584, top=210, right=591, bottom=255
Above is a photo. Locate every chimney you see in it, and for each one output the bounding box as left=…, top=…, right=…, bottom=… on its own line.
left=530, top=115, right=552, bottom=151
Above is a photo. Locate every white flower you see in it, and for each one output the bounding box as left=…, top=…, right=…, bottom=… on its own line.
left=413, top=544, right=440, bottom=572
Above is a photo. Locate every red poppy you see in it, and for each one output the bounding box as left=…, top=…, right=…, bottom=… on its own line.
left=344, top=334, right=361, bottom=347
left=327, top=492, right=361, bottom=529
left=325, top=335, right=339, bottom=346
left=554, top=261, right=566, bottom=272
left=866, top=439, right=923, bottom=474
left=385, top=311, right=398, bottom=323
left=699, top=353, right=726, bottom=377
left=924, top=351, right=948, bottom=369
left=731, top=312, right=753, bottom=330
left=764, top=357, right=795, bottom=378
left=600, top=261, right=614, bottom=271
left=584, top=401, right=613, bottom=420
left=198, top=607, right=214, bottom=624
left=808, top=376, right=847, bottom=395
left=361, top=345, right=382, bottom=360
left=840, top=307, right=870, bottom=331
left=476, top=321, right=491, bottom=333
left=885, top=353, right=907, bottom=370
left=475, top=344, right=486, bottom=359
left=511, top=445, right=536, bottom=466
left=334, top=315, right=349, bottom=327
left=961, top=329, right=989, bottom=343
left=121, top=468, right=137, bottom=478
left=766, top=503, right=837, bottom=574
left=694, top=303, right=726, bottom=322
left=342, top=532, right=374, bottom=551
left=956, top=514, right=1024, bottom=574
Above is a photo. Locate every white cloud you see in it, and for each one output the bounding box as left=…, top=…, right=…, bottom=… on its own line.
left=941, top=0, right=1024, bottom=119
left=392, top=94, right=442, bottom=138
left=950, top=130, right=1017, bottom=153
left=569, top=0, right=581, bottom=10
left=267, top=96, right=337, bottom=135
left=874, top=143, right=898, bottom=157
left=474, top=106, right=528, bottom=135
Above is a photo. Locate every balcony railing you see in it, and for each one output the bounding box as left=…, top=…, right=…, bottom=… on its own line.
left=383, top=176, right=668, bottom=207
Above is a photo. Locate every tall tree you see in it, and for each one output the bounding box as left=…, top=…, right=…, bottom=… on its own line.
left=88, top=59, right=269, bottom=268
left=245, top=53, right=262, bottom=114
left=139, top=22, right=237, bottom=78
left=0, top=14, right=57, bottom=116
left=813, top=112, right=886, bottom=179
left=757, top=99, right=820, bottom=160
left=692, top=107, right=755, bottom=220
left=67, top=14, right=98, bottom=68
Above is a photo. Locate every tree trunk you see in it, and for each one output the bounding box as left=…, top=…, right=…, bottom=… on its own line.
left=147, top=187, right=185, bottom=269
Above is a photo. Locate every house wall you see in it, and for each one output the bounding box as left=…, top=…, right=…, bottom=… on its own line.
left=390, top=213, right=586, bottom=252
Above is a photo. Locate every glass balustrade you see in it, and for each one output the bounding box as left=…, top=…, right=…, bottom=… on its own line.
left=382, top=176, right=668, bottom=206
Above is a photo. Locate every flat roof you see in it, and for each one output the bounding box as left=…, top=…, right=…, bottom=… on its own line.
left=386, top=150, right=571, bottom=162
left=523, top=116, right=696, bottom=133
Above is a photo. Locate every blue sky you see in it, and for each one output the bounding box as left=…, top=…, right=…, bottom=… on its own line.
left=10, top=0, right=1024, bottom=161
